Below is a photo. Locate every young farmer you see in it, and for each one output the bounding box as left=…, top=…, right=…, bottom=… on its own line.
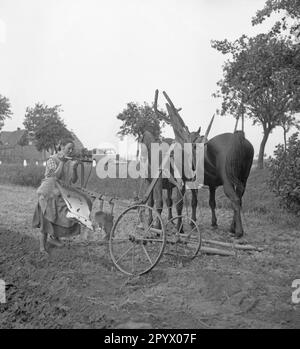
left=32, top=139, right=81, bottom=253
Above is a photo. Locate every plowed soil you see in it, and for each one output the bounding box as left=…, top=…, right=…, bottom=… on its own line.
left=0, top=184, right=299, bottom=329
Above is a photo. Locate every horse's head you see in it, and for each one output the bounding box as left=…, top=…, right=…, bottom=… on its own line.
left=190, top=127, right=203, bottom=144
left=191, top=114, right=215, bottom=146
left=189, top=115, right=215, bottom=169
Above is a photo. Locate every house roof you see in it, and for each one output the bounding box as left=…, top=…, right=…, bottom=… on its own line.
left=0, top=129, right=25, bottom=146
left=0, top=128, right=85, bottom=163
left=0, top=128, right=84, bottom=149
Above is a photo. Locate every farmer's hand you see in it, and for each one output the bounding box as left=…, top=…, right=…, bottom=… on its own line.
left=58, top=154, right=68, bottom=162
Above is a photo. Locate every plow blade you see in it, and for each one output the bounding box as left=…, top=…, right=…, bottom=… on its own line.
left=57, top=182, right=94, bottom=230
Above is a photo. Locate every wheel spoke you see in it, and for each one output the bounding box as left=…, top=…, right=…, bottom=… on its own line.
left=144, top=219, right=155, bottom=237
left=115, top=245, right=135, bottom=264
left=186, top=225, right=197, bottom=238
left=131, top=222, right=140, bottom=239
left=141, top=244, right=153, bottom=266
left=178, top=220, right=183, bottom=234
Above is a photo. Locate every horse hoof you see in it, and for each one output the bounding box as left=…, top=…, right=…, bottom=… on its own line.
left=229, top=226, right=236, bottom=234
left=234, top=232, right=244, bottom=239
left=39, top=249, right=49, bottom=256
left=229, top=229, right=235, bottom=236
left=233, top=236, right=247, bottom=244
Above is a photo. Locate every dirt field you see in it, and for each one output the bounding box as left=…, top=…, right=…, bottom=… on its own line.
left=0, top=183, right=299, bottom=329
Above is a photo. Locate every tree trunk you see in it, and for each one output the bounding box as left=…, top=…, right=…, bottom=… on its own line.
left=283, top=128, right=287, bottom=152
left=257, top=131, right=270, bottom=169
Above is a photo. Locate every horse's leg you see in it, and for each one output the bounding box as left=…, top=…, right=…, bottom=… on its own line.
left=209, top=186, right=218, bottom=227
left=166, top=186, right=173, bottom=221
left=223, top=181, right=243, bottom=238
left=230, top=184, right=244, bottom=235
left=175, top=185, right=185, bottom=233
left=230, top=210, right=236, bottom=234
left=191, top=189, right=198, bottom=224
left=153, top=178, right=163, bottom=229
left=146, top=180, right=154, bottom=226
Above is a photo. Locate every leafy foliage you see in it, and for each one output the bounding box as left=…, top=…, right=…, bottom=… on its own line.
left=117, top=102, right=165, bottom=140
left=252, top=0, right=300, bottom=39
left=71, top=147, right=93, bottom=161
left=279, top=112, right=300, bottom=150
left=268, top=132, right=300, bottom=214
left=23, top=103, right=73, bottom=153
left=212, top=33, right=300, bottom=168
left=17, top=130, right=29, bottom=147
left=212, top=34, right=300, bottom=120
left=0, top=94, right=13, bottom=130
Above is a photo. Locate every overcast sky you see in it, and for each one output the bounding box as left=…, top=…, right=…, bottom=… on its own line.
left=0, top=0, right=291, bottom=157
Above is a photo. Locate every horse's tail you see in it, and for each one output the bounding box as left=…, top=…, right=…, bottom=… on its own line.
left=225, top=131, right=253, bottom=194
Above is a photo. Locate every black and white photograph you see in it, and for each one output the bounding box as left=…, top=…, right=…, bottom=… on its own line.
left=0, top=0, right=299, bottom=332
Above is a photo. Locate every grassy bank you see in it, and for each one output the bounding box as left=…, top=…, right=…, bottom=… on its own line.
left=0, top=164, right=44, bottom=187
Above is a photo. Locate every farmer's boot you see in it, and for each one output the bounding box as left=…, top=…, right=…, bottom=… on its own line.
left=48, top=235, right=64, bottom=248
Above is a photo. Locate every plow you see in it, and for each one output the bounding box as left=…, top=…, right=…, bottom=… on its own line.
left=58, top=90, right=263, bottom=276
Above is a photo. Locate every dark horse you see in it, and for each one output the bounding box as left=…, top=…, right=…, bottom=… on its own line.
left=190, top=130, right=254, bottom=238
left=141, top=129, right=254, bottom=238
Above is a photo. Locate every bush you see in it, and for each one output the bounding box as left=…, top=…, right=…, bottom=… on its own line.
left=267, top=133, right=300, bottom=215
left=0, top=164, right=44, bottom=187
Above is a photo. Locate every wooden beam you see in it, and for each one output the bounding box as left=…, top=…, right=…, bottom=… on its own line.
left=203, top=239, right=264, bottom=252
left=200, top=246, right=236, bottom=256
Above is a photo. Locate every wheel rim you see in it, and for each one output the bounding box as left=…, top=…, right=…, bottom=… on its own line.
left=109, top=204, right=166, bottom=275
left=165, top=216, right=201, bottom=259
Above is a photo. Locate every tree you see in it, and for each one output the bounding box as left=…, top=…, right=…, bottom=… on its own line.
left=117, top=101, right=166, bottom=140
left=0, top=94, right=12, bottom=130
left=23, top=103, right=73, bottom=154
left=17, top=130, right=29, bottom=147
left=279, top=112, right=300, bottom=151
left=212, top=34, right=300, bottom=169
left=252, top=0, right=300, bottom=40
left=268, top=132, right=300, bottom=215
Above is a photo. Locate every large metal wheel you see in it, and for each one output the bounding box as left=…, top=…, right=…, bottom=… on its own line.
left=109, top=204, right=166, bottom=276
left=165, top=216, right=202, bottom=259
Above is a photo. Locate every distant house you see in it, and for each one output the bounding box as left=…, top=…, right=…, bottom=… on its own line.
left=0, top=128, right=84, bottom=164
left=92, top=147, right=117, bottom=163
